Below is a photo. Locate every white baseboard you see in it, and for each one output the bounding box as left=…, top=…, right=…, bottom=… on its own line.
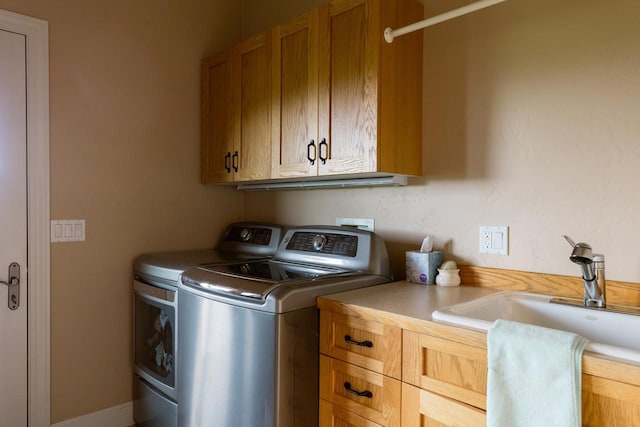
left=51, top=401, right=134, bottom=427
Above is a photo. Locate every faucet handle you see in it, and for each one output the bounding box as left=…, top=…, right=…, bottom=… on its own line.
left=563, top=235, right=577, bottom=248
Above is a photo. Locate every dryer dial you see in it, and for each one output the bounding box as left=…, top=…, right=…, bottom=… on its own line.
left=240, top=228, right=253, bottom=242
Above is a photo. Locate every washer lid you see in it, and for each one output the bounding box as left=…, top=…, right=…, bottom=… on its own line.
left=181, top=260, right=349, bottom=300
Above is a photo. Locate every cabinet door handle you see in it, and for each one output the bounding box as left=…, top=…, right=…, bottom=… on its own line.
left=344, top=382, right=373, bottom=398
left=344, top=335, right=373, bottom=348
left=232, top=151, right=239, bottom=172
left=224, top=152, right=231, bottom=173
left=318, top=138, right=328, bottom=164
left=307, top=140, right=316, bottom=165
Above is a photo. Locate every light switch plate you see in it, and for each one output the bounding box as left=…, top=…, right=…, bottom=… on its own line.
left=479, top=226, right=508, bottom=255
left=51, top=219, right=86, bottom=242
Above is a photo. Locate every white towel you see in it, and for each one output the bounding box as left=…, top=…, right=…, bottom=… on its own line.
left=487, top=319, right=588, bottom=427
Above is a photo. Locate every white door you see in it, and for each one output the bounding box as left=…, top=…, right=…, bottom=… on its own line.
left=0, top=28, right=28, bottom=427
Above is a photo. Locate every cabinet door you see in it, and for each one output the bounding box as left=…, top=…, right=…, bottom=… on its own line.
left=403, top=330, right=487, bottom=410
left=271, top=10, right=320, bottom=179
left=233, top=33, right=272, bottom=181
left=318, top=0, right=380, bottom=176
left=402, top=383, right=486, bottom=427
left=201, top=50, right=234, bottom=183
left=582, top=374, right=640, bottom=426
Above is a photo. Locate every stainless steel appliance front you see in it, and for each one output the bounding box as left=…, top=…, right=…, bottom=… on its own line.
left=179, top=290, right=318, bottom=426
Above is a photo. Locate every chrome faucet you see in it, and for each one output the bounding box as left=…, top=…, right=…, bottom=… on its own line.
left=563, top=236, right=606, bottom=308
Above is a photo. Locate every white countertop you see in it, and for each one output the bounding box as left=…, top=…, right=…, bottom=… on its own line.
left=320, top=280, right=497, bottom=322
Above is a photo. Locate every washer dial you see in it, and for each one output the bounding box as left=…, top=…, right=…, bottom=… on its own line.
left=312, top=234, right=327, bottom=251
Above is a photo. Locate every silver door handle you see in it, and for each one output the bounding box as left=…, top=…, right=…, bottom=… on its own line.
left=0, top=263, right=20, bottom=310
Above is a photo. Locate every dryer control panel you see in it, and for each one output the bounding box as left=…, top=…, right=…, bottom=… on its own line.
left=224, top=226, right=273, bottom=245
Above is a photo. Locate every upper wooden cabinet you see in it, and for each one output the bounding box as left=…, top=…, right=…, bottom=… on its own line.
left=271, top=9, right=320, bottom=179
left=272, top=0, right=424, bottom=180
left=203, top=0, right=423, bottom=184
left=201, top=50, right=233, bottom=183
left=201, top=33, right=272, bottom=183
left=234, top=33, right=272, bottom=182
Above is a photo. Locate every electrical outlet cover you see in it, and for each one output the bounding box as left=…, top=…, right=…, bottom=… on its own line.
left=479, top=226, right=508, bottom=255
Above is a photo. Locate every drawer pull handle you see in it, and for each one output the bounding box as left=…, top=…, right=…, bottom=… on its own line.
left=344, top=335, right=373, bottom=348
left=344, top=382, right=373, bottom=398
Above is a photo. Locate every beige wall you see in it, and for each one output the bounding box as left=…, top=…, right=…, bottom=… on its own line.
left=0, top=0, right=243, bottom=423
left=241, top=0, right=323, bottom=38
left=1, top=0, right=639, bottom=422
left=244, top=0, right=640, bottom=283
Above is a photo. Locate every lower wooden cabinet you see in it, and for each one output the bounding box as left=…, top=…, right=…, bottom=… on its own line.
left=319, top=304, right=640, bottom=427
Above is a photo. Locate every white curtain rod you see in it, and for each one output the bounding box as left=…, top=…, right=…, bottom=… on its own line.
left=384, top=0, right=509, bottom=43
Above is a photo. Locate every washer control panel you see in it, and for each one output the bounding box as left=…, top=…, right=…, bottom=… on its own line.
left=286, top=232, right=358, bottom=257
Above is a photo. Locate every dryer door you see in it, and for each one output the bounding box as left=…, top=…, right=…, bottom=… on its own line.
left=133, top=280, right=177, bottom=398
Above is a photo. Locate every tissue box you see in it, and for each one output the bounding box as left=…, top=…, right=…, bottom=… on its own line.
left=406, top=250, right=443, bottom=285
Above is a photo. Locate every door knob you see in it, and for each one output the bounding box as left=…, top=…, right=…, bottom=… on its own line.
left=0, top=262, right=20, bottom=310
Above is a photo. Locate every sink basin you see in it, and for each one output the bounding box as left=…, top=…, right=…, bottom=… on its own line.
left=432, top=291, right=640, bottom=364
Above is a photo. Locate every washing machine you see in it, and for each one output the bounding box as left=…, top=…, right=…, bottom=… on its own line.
left=178, top=225, right=392, bottom=426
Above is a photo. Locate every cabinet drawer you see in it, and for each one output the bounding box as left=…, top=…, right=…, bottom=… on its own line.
left=320, top=310, right=402, bottom=379
left=403, top=330, right=487, bottom=410
left=320, top=355, right=401, bottom=427
left=402, top=383, right=486, bottom=427
left=319, top=399, right=383, bottom=427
